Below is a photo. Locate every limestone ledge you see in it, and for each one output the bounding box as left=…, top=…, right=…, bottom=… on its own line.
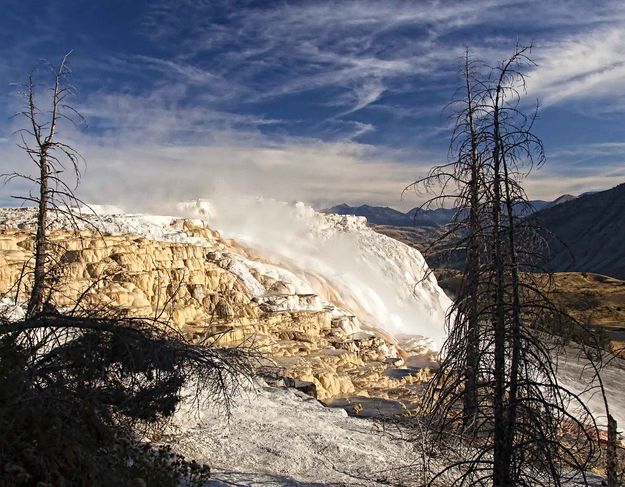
left=0, top=227, right=431, bottom=402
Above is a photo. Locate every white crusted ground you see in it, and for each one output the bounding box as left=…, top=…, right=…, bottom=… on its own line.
left=172, top=381, right=420, bottom=487
left=558, top=346, right=625, bottom=428
left=170, top=375, right=612, bottom=487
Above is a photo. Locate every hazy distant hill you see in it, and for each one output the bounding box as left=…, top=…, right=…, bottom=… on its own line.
left=324, top=195, right=573, bottom=228
left=549, top=194, right=576, bottom=206
left=329, top=189, right=625, bottom=280
left=535, top=183, right=625, bottom=280
left=323, top=203, right=426, bottom=226
left=323, top=203, right=461, bottom=227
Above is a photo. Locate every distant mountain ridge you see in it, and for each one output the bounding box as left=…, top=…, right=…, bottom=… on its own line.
left=334, top=185, right=625, bottom=280
left=323, top=203, right=422, bottom=227
left=323, top=195, right=575, bottom=228
left=534, top=183, right=625, bottom=280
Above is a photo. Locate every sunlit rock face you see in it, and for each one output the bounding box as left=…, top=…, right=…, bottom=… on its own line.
left=0, top=204, right=450, bottom=401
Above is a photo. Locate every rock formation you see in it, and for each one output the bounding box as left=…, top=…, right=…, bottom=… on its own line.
left=0, top=210, right=435, bottom=403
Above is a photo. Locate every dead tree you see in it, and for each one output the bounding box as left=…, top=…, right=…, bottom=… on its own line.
left=456, top=49, right=487, bottom=429
left=406, top=47, right=490, bottom=429
left=416, top=46, right=601, bottom=486
left=3, top=52, right=89, bottom=318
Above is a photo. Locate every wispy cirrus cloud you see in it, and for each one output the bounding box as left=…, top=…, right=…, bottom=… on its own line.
left=134, top=0, right=625, bottom=145
left=528, top=26, right=625, bottom=107
left=141, top=0, right=485, bottom=109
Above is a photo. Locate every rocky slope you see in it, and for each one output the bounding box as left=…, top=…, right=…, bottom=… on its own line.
left=534, top=182, right=625, bottom=279
left=0, top=205, right=449, bottom=404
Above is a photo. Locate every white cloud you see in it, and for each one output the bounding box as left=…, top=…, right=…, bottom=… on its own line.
left=0, top=88, right=431, bottom=212
left=66, top=140, right=429, bottom=212
left=529, top=26, right=625, bottom=106
left=134, top=0, right=625, bottom=125
left=550, top=142, right=625, bottom=160
left=525, top=172, right=625, bottom=200
left=140, top=1, right=510, bottom=111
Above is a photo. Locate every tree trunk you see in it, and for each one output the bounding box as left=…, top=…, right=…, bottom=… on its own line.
left=491, top=84, right=510, bottom=487
left=607, top=414, right=618, bottom=487
left=501, top=150, right=523, bottom=486
left=463, top=51, right=481, bottom=429
left=27, top=150, right=49, bottom=318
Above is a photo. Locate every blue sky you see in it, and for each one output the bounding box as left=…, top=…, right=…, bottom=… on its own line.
left=1, top=0, right=625, bottom=210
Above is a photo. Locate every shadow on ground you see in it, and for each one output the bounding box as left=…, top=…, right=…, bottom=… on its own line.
left=207, top=469, right=354, bottom=486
